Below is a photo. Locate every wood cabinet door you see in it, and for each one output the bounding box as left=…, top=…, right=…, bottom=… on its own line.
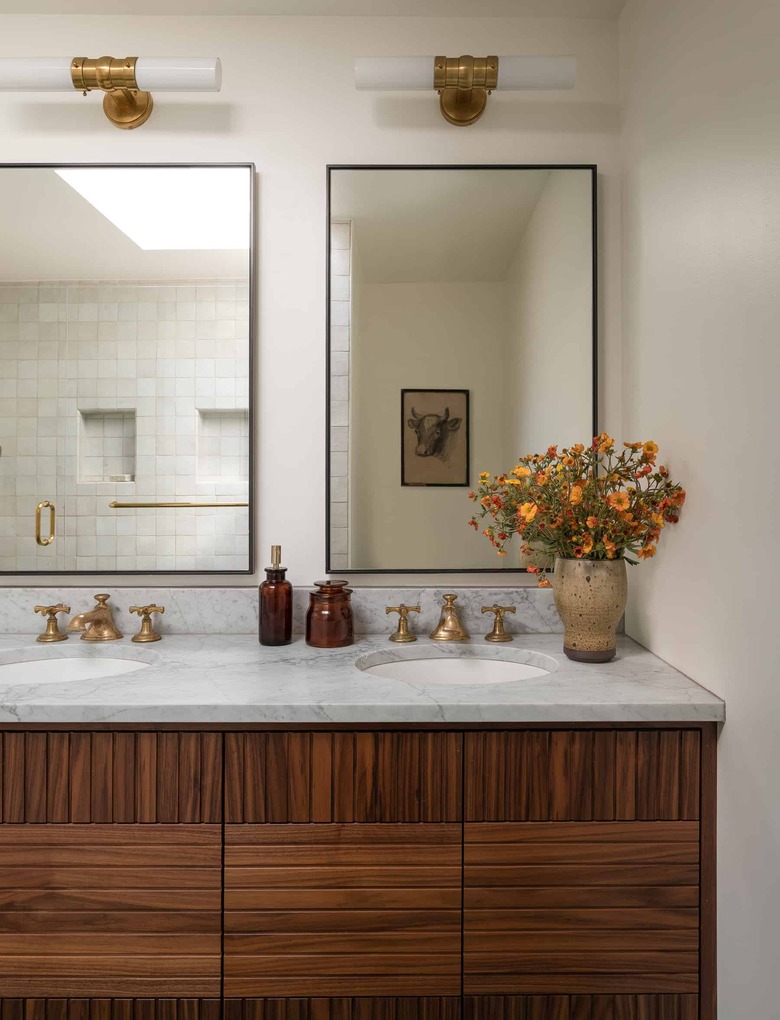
left=463, top=730, right=708, bottom=1018
left=224, top=732, right=463, bottom=1000
left=0, top=731, right=223, bottom=998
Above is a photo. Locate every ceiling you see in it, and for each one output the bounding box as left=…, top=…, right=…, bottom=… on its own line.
left=0, top=0, right=625, bottom=15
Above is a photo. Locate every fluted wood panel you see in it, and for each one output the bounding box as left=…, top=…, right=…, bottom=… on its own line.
left=464, top=822, right=699, bottom=996
left=0, top=732, right=222, bottom=823
left=464, top=731, right=700, bottom=822
left=223, top=1000, right=461, bottom=1020
left=0, top=1003, right=222, bottom=1020
left=463, top=996, right=698, bottom=1019
left=224, top=823, right=461, bottom=996
left=225, top=732, right=461, bottom=823
left=0, top=825, right=221, bottom=996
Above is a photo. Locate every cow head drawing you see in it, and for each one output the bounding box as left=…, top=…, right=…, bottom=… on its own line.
left=407, top=406, right=462, bottom=462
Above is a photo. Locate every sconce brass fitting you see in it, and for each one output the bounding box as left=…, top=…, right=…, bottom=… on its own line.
left=386, top=604, right=421, bottom=643
left=34, top=604, right=71, bottom=643
left=129, top=604, right=165, bottom=643
left=434, top=55, right=498, bottom=126
left=71, top=57, right=153, bottom=130
left=481, top=603, right=516, bottom=642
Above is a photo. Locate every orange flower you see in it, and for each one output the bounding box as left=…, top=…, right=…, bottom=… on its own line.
left=572, top=443, right=585, bottom=454
left=547, top=445, right=558, bottom=457
left=596, top=432, right=615, bottom=453
left=586, top=515, right=598, bottom=529
left=469, top=519, right=478, bottom=530
left=642, top=440, right=659, bottom=460
left=603, top=538, right=617, bottom=558
left=672, top=489, right=687, bottom=506
left=518, top=501, right=538, bottom=523
left=581, top=535, right=594, bottom=555
left=497, top=550, right=507, bottom=557
left=562, top=455, right=575, bottom=467
left=606, top=491, right=630, bottom=512
left=573, top=545, right=584, bottom=558
left=537, top=578, right=552, bottom=588
left=569, top=485, right=584, bottom=506
left=637, top=545, right=657, bottom=559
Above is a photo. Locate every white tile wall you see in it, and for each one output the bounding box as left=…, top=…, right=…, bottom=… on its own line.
left=329, top=222, right=351, bottom=571
left=0, top=281, right=250, bottom=572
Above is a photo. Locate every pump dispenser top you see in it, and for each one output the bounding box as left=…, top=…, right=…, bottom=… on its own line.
left=258, top=544, right=293, bottom=646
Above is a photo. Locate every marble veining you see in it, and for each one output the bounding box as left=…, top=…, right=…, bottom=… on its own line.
left=0, top=633, right=724, bottom=724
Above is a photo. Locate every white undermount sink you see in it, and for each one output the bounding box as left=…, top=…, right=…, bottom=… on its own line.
left=0, top=657, right=151, bottom=685
left=355, top=647, right=557, bottom=685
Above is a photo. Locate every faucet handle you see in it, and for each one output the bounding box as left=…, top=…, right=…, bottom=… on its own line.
left=481, top=603, right=516, bottom=642
left=129, top=604, right=165, bottom=643
left=34, top=604, right=71, bottom=643
left=386, top=604, right=421, bottom=643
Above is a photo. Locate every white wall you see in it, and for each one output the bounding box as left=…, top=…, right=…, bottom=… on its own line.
left=506, top=169, right=593, bottom=454
left=620, top=1, right=780, bottom=1015
left=0, top=14, right=621, bottom=587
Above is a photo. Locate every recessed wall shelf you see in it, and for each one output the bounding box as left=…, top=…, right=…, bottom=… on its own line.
left=78, top=409, right=136, bottom=484
left=196, top=408, right=249, bottom=484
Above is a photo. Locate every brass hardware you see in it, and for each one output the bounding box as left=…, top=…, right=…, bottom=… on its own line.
left=481, top=603, right=516, bottom=642
left=67, top=594, right=123, bottom=642
left=33, top=604, right=70, bottom=643
left=35, top=500, right=55, bottom=546
left=110, top=501, right=249, bottom=508
left=386, top=604, right=421, bottom=643
left=434, top=54, right=499, bottom=126
left=129, top=604, right=164, bottom=643
left=430, top=593, right=469, bottom=642
left=71, top=57, right=153, bottom=130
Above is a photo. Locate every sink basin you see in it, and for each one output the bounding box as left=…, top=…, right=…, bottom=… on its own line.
left=356, top=647, right=556, bottom=685
left=0, top=657, right=151, bottom=685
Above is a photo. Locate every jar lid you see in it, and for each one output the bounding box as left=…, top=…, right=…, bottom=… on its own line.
left=312, top=579, right=351, bottom=592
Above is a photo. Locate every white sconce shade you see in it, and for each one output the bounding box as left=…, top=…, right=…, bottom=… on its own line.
left=0, top=57, right=221, bottom=92
left=355, top=55, right=575, bottom=92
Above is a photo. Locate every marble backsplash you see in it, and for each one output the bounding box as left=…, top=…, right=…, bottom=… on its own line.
left=0, top=585, right=567, bottom=637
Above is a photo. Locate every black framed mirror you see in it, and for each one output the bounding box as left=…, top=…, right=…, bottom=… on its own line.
left=0, top=162, right=254, bottom=575
left=326, top=164, right=597, bottom=574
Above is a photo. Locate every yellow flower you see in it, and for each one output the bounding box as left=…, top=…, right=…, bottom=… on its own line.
left=643, top=441, right=659, bottom=458
left=569, top=485, right=584, bottom=506
left=518, top=501, right=538, bottom=523
left=479, top=471, right=491, bottom=481
left=505, top=478, right=521, bottom=486
left=512, top=465, right=531, bottom=478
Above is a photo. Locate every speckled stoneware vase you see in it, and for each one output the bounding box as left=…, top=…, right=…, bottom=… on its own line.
left=553, top=557, right=628, bottom=663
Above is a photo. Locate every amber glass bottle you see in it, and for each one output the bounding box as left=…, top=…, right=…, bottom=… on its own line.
left=306, top=580, right=354, bottom=648
left=258, top=545, right=293, bottom=646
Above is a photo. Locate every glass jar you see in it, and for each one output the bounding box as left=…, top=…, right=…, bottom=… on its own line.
left=305, top=580, right=354, bottom=648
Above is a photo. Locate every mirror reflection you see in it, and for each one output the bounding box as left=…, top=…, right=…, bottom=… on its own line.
left=0, top=164, right=252, bottom=574
left=328, top=166, right=595, bottom=572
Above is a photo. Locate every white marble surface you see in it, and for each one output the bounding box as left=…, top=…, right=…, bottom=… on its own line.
left=0, top=585, right=567, bottom=637
left=0, top=633, right=724, bottom=724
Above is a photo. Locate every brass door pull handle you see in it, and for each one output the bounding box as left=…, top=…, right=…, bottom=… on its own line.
left=35, top=501, right=56, bottom=546
left=481, top=603, right=516, bottom=642
left=129, top=604, right=165, bottom=643
left=34, top=604, right=70, bottom=643
left=386, top=604, right=421, bottom=643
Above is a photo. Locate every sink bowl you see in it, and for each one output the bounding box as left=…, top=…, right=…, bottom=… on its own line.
left=355, top=647, right=556, bottom=686
left=0, top=657, right=151, bottom=685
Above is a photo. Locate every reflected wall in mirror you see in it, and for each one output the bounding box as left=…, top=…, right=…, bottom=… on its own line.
left=328, top=165, right=596, bottom=573
left=0, top=163, right=253, bottom=574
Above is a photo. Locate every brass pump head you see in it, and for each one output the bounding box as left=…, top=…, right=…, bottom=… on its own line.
left=34, top=604, right=70, bottom=643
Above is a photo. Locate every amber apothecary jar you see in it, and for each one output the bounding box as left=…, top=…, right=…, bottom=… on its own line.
left=306, top=580, right=354, bottom=648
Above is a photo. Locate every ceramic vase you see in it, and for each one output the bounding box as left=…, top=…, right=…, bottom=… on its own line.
left=553, top=556, right=628, bottom=663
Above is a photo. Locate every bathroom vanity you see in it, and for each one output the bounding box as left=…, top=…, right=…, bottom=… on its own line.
left=0, top=633, right=722, bottom=1020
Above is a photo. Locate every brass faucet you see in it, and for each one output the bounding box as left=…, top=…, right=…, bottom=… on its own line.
left=430, top=593, right=469, bottom=642
left=386, top=603, right=421, bottom=643
left=481, top=603, right=516, bottom=642
left=129, top=604, right=164, bottom=643
left=34, top=604, right=70, bottom=643
left=67, top=594, right=122, bottom=642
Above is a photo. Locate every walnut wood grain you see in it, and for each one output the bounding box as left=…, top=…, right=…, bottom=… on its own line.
left=223, top=999, right=462, bottom=1020
left=464, top=995, right=699, bottom=1019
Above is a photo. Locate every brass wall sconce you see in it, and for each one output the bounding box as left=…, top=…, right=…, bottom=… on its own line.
left=0, top=56, right=221, bottom=129
left=355, top=54, right=576, bottom=126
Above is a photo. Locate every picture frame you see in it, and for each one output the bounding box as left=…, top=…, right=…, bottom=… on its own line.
left=401, top=388, right=470, bottom=487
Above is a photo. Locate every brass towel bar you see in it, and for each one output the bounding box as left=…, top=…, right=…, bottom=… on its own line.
left=109, top=501, right=248, bottom=509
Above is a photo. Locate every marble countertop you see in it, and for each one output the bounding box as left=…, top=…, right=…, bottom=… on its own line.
left=0, top=633, right=724, bottom=725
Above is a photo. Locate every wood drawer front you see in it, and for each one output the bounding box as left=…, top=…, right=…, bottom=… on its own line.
left=0, top=732, right=222, bottom=823
left=464, top=822, right=700, bottom=996
left=225, top=732, right=462, bottom=824
left=464, top=996, right=699, bottom=1019
left=0, top=825, right=222, bottom=997
left=465, top=731, right=700, bottom=823
left=0, top=1003, right=223, bottom=1020
left=224, top=823, right=462, bottom=997
left=224, top=999, right=462, bottom=1019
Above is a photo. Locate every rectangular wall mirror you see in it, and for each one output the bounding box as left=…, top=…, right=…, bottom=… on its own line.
left=327, top=164, right=596, bottom=573
left=0, top=163, right=254, bottom=574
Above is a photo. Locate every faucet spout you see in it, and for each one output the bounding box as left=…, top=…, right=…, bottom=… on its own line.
left=430, top=593, right=469, bottom=642
left=72, top=594, right=123, bottom=642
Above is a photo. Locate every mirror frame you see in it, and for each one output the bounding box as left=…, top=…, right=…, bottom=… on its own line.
left=326, top=163, right=598, bottom=575
left=0, top=161, right=256, bottom=577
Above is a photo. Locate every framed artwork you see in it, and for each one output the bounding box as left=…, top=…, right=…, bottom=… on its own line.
left=401, top=389, right=470, bottom=487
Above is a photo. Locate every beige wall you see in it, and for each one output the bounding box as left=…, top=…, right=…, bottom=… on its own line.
left=0, top=13, right=621, bottom=586
left=620, top=1, right=780, bottom=1014
left=506, top=169, right=593, bottom=455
